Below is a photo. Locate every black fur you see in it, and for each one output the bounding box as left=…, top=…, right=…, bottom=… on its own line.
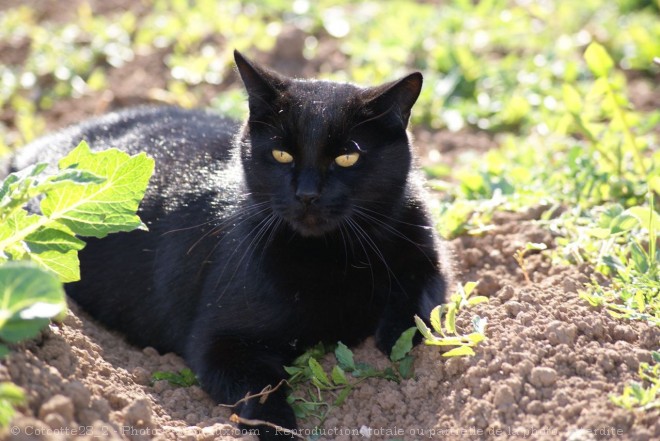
left=6, top=51, right=451, bottom=439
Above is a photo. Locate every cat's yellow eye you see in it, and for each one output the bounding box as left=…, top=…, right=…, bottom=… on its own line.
left=272, top=149, right=294, bottom=164
left=335, top=152, right=360, bottom=168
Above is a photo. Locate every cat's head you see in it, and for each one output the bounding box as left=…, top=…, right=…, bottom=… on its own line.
left=235, top=50, right=422, bottom=237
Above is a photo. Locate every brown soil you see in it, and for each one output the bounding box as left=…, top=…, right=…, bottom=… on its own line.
left=2, top=3, right=659, bottom=441
left=4, top=215, right=659, bottom=441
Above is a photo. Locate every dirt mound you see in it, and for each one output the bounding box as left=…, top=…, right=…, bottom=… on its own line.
left=3, top=214, right=659, bottom=441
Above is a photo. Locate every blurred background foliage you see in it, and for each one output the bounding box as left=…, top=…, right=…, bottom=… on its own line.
left=0, top=0, right=658, bottom=150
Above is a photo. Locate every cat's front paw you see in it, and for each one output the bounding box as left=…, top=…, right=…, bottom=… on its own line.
left=237, top=393, right=297, bottom=440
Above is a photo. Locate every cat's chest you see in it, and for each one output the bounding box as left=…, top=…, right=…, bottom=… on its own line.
left=265, top=241, right=395, bottom=313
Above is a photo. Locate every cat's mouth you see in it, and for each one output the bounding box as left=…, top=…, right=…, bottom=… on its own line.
left=291, top=211, right=336, bottom=237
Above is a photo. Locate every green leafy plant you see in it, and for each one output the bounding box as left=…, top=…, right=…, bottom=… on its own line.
left=151, top=368, right=199, bottom=388
left=577, top=194, right=660, bottom=326
left=0, top=263, right=67, bottom=357
left=0, top=382, right=25, bottom=427
left=415, top=282, right=488, bottom=357
left=610, top=351, right=660, bottom=410
left=0, top=141, right=154, bottom=280
left=0, top=140, right=154, bottom=426
left=285, top=328, right=417, bottom=425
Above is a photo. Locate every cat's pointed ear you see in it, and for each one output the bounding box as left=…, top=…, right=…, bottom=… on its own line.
left=234, top=50, right=288, bottom=106
left=364, top=72, right=423, bottom=127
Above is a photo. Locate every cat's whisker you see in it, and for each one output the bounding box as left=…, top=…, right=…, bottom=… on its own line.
left=347, top=217, right=409, bottom=298
left=352, top=203, right=433, bottom=229
left=337, top=222, right=350, bottom=274
left=353, top=209, right=438, bottom=271
left=195, top=203, right=274, bottom=282
left=241, top=213, right=280, bottom=274
left=352, top=208, right=436, bottom=270
left=248, top=119, right=282, bottom=133
left=213, top=212, right=279, bottom=298
left=163, top=199, right=271, bottom=238
left=187, top=202, right=272, bottom=255
left=260, top=216, right=284, bottom=266
left=343, top=218, right=376, bottom=295
left=353, top=208, right=420, bottom=242
left=161, top=218, right=219, bottom=236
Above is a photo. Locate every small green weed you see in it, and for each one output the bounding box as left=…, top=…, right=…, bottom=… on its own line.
left=514, top=242, right=548, bottom=283
left=151, top=368, right=199, bottom=388
left=564, top=194, right=660, bottom=326
left=415, top=282, right=488, bottom=357
left=285, top=328, right=417, bottom=425
left=611, top=351, right=660, bottom=411
left=0, top=382, right=25, bottom=427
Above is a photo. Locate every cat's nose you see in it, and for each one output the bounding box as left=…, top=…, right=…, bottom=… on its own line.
left=295, top=189, right=320, bottom=206
left=296, top=168, right=321, bottom=206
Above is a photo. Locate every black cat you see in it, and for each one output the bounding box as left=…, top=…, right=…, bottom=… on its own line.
left=7, top=51, right=452, bottom=439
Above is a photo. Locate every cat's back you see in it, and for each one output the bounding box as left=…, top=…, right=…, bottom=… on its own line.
left=9, top=106, right=240, bottom=183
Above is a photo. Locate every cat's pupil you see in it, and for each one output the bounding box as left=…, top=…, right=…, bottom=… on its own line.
left=272, top=149, right=293, bottom=164
left=335, top=152, right=359, bottom=167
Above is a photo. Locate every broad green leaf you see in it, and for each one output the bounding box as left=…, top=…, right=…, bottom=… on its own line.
left=630, top=242, right=649, bottom=274
left=649, top=176, right=660, bottom=195
left=467, top=296, right=489, bottom=306
left=290, top=402, right=308, bottom=419
left=600, top=204, right=625, bottom=227
left=423, top=336, right=471, bottom=346
left=586, top=227, right=612, bottom=239
left=0, top=344, right=8, bottom=358
left=610, top=214, right=639, bottom=234
left=24, top=227, right=85, bottom=254
left=284, top=366, right=302, bottom=376
left=525, top=242, right=547, bottom=251
left=0, top=163, right=48, bottom=207
left=334, top=342, right=355, bottom=371
left=562, top=84, right=583, bottom=114
left=0, top=382, right=25, bottom=427
left=381, top=367, right=399, bottom=382
left=443, top=346, right=475, bottom=357
left=398, top=355, right=415, bottom=379
left=331, top=365, right=348, bottom=385
left=466, top=332, right=486, bottom=344
left=308, top=358, right=331, bottom=387
left=445, top=305, right=457, bottom=334
left=414, top=315, right=435, bottom=340
left=390, top=327, right=417, bottom=362
left=584, top=42, right=614, bottom=78
left=29, top=249, right=80, bottom=283
left=334, top=386, right=352, bottom=406
left=627, top=207, right=660, bottom=232
left=0, top=210, right=41, bottom=255
left=0, top=382, right=24, bottom=403
left=429, top=305, right=443, bottom=333
left=462, top=281, right=479, bottom=297
left=0, top=262, right=66, bottom=344
left=352, top=362, right=379, bottom=378
left=634, top=290, right=646, bottom=313
left=41, top=141, right=154, bottom=238
left=46, top=169, right=106, bottom=185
